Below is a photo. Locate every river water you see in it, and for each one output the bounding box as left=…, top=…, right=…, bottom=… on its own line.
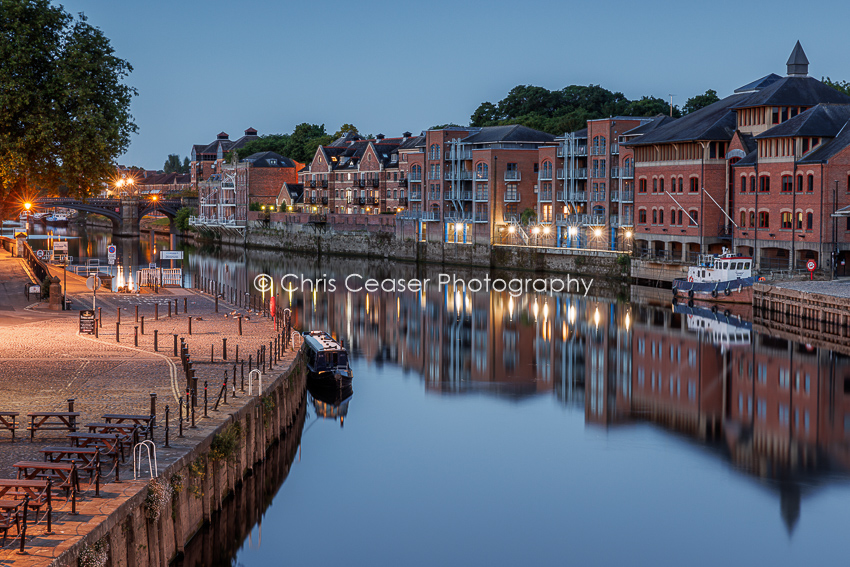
left=25, top=224, right=850, bottom=565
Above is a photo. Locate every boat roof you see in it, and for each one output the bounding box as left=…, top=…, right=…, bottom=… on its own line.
left=303, top=331, right=345, bottom=352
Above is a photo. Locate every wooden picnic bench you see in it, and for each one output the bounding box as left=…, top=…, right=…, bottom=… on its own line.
left=0, top=412, right=19, bottom=441
left=42, top=446, right=114, bottom=484
left=102, top=414, right=154, bottom=440
left=14, top=461, right=79, bottom=495
left=0, top=479, right=52, bottom=526
left=66, top=432, right=128, bottom=463
left=27, top=411, right=80, bottom=440
left=0, top=500, right=23, bottom=545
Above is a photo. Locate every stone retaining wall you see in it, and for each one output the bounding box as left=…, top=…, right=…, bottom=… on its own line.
left=52, top=354, right=307, bottom=567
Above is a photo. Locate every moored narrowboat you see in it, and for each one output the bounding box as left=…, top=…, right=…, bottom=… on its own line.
left=303, top=330, right=352, bottom=380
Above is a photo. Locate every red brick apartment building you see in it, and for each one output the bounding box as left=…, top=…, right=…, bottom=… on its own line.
left=625, top=42, right=850, bottom=270
left=189, top=129, right=302, bottom=229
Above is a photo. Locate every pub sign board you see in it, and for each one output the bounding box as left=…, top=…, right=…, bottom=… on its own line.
left=79, top=309, right=96, bottom=335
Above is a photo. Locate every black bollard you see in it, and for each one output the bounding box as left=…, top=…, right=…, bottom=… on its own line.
left=178, top=399, right=184, bottom=437
left=235, top=344, right=239, bottom=362
left=135, top=305, right=138, bottom=322
left=238, top=315, right=242, bottom=336
left=155, top=303, right=158, bottom=320
left=223, top=372, right=228, bottom=405
left=241, top=361, right=245, bottom=391
left=249, top=354, right=252, bottom=371
left=140, top=316, right=145, bottom=335
left=116, top=322, right=120, bottom=342
left=188, top=316, right=192, bottom=335
left=154, top=329, right=158, bottom=352
left=134, top=326, right=138, bottom=347
left=173, top=334, right=178, bottom=357
left=164, top=405, right=170, bottom=448
left=190, top=391, right=197, bottom=429
left=223, top=338, right=227, bottom=360
left=168, top=301, right=172, bottom=317
left=215, top=294, right=218, bottom=313
left=183, top=297, right=187, bottom=313
left=185, top=389, right=191, bottom=422
left=117, top=306, right=120, bottom=323
left=98, top=306, right=102, bottom=328
left=210, top=343, right=214, bottom=363
left=204, top=380, right=208, bottom=417
left=150, top=393, right=157, bottom=427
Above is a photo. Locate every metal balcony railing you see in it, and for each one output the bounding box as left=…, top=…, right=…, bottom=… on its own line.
left=538, top=191, right=552, bottom=202
left=444, top=212, right=473, bottom=222
left=504, top=191, right=520, bottom=202
left=610, top=167, right=620, bottom=178
left=398, top=210, right=441, bottom=221
left=621, top=167, right=634, bottom=179
left=446, top=170, right=473, bottom=180
left=538, top=171, right=553, bottom=181
left=409, top=191, right=422, bottom=201
left=460, top=191, right=473, bottom=200
left=474, top=172, right=489, bottom=181
left=611, top=143, right=619, bottom=154
left=590, top=190, right=606, bottom=201
left=474, top=191, right=489, bottom=201
left=591, top=168, right=605, bottom=178
left=568, top=191, right=587, bottom=201
left=610, top=191, right=620, bottom=202
left=409, top=173, right=422, bottom=181
left=474, top=212, right=489, bottom=223
left=446, top=150, right=472, bottom=160
left=503, top=213, right=520, bottom=222
left=504, top=171, right=521, bottom=181
left=621, top=191, right=634, bottom=202
left=591, top=146, right=607, bottom=155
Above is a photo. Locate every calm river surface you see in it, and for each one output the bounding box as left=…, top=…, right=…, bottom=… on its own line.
left=29, top=224, right=850, bottom=565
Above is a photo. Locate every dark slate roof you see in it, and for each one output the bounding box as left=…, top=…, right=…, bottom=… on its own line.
left=756, top=104, right=850, bottom=139
left=797, top=121, right=850, bottom=164
left=738, top=133, right=757, bottom=154
left=399, top=135, right=424, bottom=150
left=241, top=151, right=297, bottom=168
left=283, top=183, right=304, bottom=204
left=786, top=41, right=809, bottom=76
left=734, top=74, right=782, bottom=93
left=461, top=124, right=555, bottom=144
left=733, top=148, right=759, bottom=167
left=730, top=76, right=850, bottom=109
left=328, top=132, right=363, bottom=147
left=625, top=94, right=749, bottom=146
left=622, top=115, right=676, bottom=137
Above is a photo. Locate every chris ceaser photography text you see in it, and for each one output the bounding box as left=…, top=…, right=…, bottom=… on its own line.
left=253, top=273, right=594, bottom=298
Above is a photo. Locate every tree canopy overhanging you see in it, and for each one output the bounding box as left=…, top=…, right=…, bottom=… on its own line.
left=0, top=0, right=137, bottom=216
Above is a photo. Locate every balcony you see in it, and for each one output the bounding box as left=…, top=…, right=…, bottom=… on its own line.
left=610, top=216, right=620, bottom=227
left=587, top=215, right=606, bottom=225
left=559, top=145, right=588, bottom=156
left=568, top=191, right=587, bottom=201
left=446, top=150, right=472, bottom=160
left=409, top=173, right=422, bottom=182
left=474, top=191, right=489, bottom=201
left=504, top=171, right=521, bottom=181
left=307, top=196, right=316, bottom=204
left=460, top=190, right=473, bottom=200
left=538, top=171, right=553, bottom=181
left=474, top=212, right=489, bottom=223
left=399, top=177, right=408, bottom=186
left=371, top=179, right=379, bottom=188
left=409, top=191, right=422, bottom=201
left=538, top=191, right=552, bottom=202
left=621, top=214, right=634, bottom=226
left=358, top=197, right=366, bottom=205
left=559, top=168, right=587, bottom=179
left=590, top=190, right=606, bottom=202
left=554, top=213, right=605, bottom=226
left=321, top=196, right=329, bottom=205
left=621, top=167, right=634, bottom=179
left=610, top=167, right=620, bottom=178
left=444, top=191, right=455, bottom=200
left=309, top=180, right=316, bottom=188
left=504, top=191, right=520, bottom=202
left=556, top=169, right=565, bottom=180
left=503, top=213, right=520, bottom=222
left=474, top=173, right=489, bottom=181
left=591, top=168, right=605, bottom=179
left=446, top=170, right=473, bottom=181
left=369, top=197, right=380, bottom=206
left=321, top=179, right=328, bottom=188
left=621, top=191, right=634, bottom=202
left=610, top=191, right=620, bottom=202
left=611, top=143, right=619, bottom=155
left=591, top=146, right=607, bottom=156
left=444, top=211, right=473, bottom=222
left=357, top=179, right=366, bottom=187
left=399, top=197, right=408, bottom=206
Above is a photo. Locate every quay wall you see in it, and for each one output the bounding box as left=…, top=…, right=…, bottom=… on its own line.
left=195, top=221, right=630, bottom=281
left=53, top=354, right=307, bottom=567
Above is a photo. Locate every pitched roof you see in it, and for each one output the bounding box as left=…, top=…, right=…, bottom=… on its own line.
left=241, top=151, right=297, bottom=168
left=734, top=74, right=782, bottom=93
left=755, top=104, right=850, bottom=139
left=625, top=94, right=748, bottom=146
left=621, top=115, right=676, bottom=137
left=730, top=75, right=850, bottom=109
left=461, top=124, right=555, bottom=144
left=797, top=121, right=850, bottom=163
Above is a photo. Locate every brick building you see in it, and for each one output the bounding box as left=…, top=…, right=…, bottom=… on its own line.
left=625, top=42, right=850, bottom=270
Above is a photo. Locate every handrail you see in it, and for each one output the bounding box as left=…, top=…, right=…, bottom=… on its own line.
left=133, top=440, right=158, bottom=480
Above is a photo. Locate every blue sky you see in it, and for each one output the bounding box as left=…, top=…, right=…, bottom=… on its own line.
left=60, top=0, right=850, bottom=169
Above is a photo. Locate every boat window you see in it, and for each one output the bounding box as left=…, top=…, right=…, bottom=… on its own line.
left=338, top=352, right=348, bottom=366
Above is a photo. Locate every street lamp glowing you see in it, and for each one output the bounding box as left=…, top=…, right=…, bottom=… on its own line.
left=625, top=230, right=632, bottom=239
left=568, top=226, right=577, bottom=237
left=455, top=222, right=463, bottom=232
left=508, top=225, right=516, bottom=234
left=24, top=202, right=31, bottom=210
left=532, top=226, right=540, bottom=235
left=543, top=226, right=550, bottom=235
left=594, top=228, right=602, bottom=238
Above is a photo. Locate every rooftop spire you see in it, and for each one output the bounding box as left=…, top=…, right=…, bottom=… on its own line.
left=786, top=41, right=809, bottom=76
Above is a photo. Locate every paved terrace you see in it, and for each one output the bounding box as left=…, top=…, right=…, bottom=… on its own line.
left=0, top=248, right=302, bottom=564
left=768, top=278, right=850, bottom=298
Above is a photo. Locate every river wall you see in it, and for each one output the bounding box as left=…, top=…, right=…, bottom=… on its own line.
left=194, top=220, right=630, bottom=281
left=54, top=355, right=307, bottom=567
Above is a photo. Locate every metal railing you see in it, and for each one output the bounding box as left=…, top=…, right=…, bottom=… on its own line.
left=610, top=167, right=619, bottom=178
left=621, top=167, right=634, bottom=179
left=591, top=146, right=607, bottom=155
left=460, top=191, right=473, bottom=200
left=611, top=143, right=619, bottom=154
left=504, top=171, right=521, bottom=181
left=590, top=190, right=606, bottom=201
left=446, top=150, right=472, bottom=160
left=504, top=192, right=520, bottom=202
left=474, top=212, right=489, bottom=223
left=474, top=173, right=489, bottom=181
left=398, top=210, right=441, bottom=221
left=567, top=191, right=587, bottom=201
left=409, top=173, right=422, bottom=181
left=409, top=191, right=422, bottom=201
left=591, top=168, right=605, bottom=178
left=538, top=191, right=552, bottom=201
left=621, top=191, right=634, bottom=202
left=474, top=191, right=489, bottom=201
left=444, top=212, right=473, bottom=222
left=503, top=213, right=520, bottom=222
left=538, top=171, right=553, bottom=181
left=558, top=145, right=587, bottom=156
left=558, top=168, right=587, bottom=179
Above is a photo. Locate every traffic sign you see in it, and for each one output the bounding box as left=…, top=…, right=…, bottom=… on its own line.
left=54, top=241, right=68, bottom=252
left=86, top=276, right=102, bottom=291
left=107, top=245, right=116, bottom=255
left=807, top=259, right=817, bottom=280
left=36, top=249, right=45, bottom=259
left=160, top=250, right=183, bottom=260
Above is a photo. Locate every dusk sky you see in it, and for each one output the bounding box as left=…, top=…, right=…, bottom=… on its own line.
left=60, top=0, right=850, bottom=170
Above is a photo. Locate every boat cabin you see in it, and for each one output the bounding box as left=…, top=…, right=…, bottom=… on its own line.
left=303, top=330, right=350, bottom=377
left=687, top=248, right=752, bottom=284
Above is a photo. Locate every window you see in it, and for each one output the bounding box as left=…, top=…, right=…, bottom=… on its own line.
left=659, top=209, right=664, bottom=224
left=797, top=175, right=803, bottom=192
left=689, top=210, right=698, bottom=226
left=779, top=368, right=790, bottom=388
left=781, top=212, right=792, bottom=229
left=781, top=175, right=792, bottom=192
left=639, top=209, right=647, bottom=224
left=750, top=176, right=756, bottom=193
left=749, top=211, right=755, bottom=227
left=759, top=176, right=770, bottom=192
left=741, top=176, right=747, bottom=193
left=797, top=212, right=803, bottom=230
left=690, top=177, right=699, bottom=193
left=678, top=210, right=683, bottom=225
left=652, top=209, right=658, bottom=224
left=740, top=210, right=746, bottom=227
left=758, top=398, right=766, bottom=420
left=653, top=178, right=658, bottom=193
left=659, top=178, right=665, bottom=193
left=639, top=179, right=647, bottom=193
left=807, top=174, right=814, bottom=192
left=759, top=211, right=769, bottom=228
left=678, top=178, right=684, bottom=193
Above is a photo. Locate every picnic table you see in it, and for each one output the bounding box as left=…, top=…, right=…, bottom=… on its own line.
left=14, top=461, right=79, bottom=495
left=42, top=446, right=113, bottom=484
left=0, top=412, right=19, bottom=441
left=67, top=432, right=127, bottom=463
left=0, top=499, right=22, bottom=545
left=26, top=411, right=80, bottom=440
left=0, top=479, right=52, bottom=526
left=102, top=414, right=154, bottom=439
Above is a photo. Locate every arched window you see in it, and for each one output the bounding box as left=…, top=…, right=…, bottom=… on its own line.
left=639, top=209, right=647, bottom=224
left=429, top=144, right=441, bottom=160
left=476, top=162, right=489, bottom=180
left=592, top=136, right=607, bottom=154
left=541, top=161, right=552, bottom=179
left=652, top=209, right=658, bottom=224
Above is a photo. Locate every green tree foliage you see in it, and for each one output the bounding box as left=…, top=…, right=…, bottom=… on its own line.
left=430, top=123, right=464, bottom=130
left=233, top=124, right=332, bottom=165
left=0, top=0, right=136, bottom=217
left=182, top=157, right=190, bottom=173
left=823, top=77, right=850, bottom=96
left=174, top=207, right=192, bottom=232
left=163, top=154, right=183, bottom=174
left=469, top=84, right=687, bottom=134
left=332, top=123, right=359, bottom=139
left=683, top=89, right=720, bottom=115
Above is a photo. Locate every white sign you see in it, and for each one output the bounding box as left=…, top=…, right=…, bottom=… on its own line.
left=54, top=241, right=68, bottom=252
left=807, top=259, right=817, bottom=271
left=160, top=250, right=184, bottom=260
left=149, top=263, right=157, bottom=270
left=108, top=258, right=115, bottom=265
left=86, top=276, right=102, bottom=291
left=36, top=249, right=46, bottom=259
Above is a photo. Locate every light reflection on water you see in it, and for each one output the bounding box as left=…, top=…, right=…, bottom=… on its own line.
left=48, top=227, right=850, bottom=565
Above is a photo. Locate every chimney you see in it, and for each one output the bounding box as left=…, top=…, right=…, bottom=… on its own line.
left=217, top=131, right=229, bottom=140
left=786, top=41, right=809, bottom=77
left=402, top=131, right=412, bottom=139
left=245, top=127, right=258, bottom=136
left=376, top=134, right=385, bottom=140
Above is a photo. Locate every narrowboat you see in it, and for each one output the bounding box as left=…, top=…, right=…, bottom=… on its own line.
left=45, top=213, right=69, bottom=227
left=673, top=249, right=756, bottom=305
left=303, top=330, right=352, bottom=380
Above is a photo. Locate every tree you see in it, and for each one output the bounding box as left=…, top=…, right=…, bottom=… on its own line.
left=332, top=124, right=359, bottom=139
left=174, top=207, right=193, bottom=232
left=683, top=89, right=720, bottom=114
left=0, top=0, right=136, bottom=218
left=182, top=157, right=190, bottom=173
left=163, top=154, right=182, bottom=174
left=626, top=96, right=680, bottom=118
left=470, top=102, right=499, bottom=126
left=823, top=77, right=850, bottom=96
left=430, top=123, right=465, bottom=130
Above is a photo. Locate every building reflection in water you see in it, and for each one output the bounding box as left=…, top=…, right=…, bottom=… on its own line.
left=307, top=377, right=353, bottom=427
left=186, top=248, right=850, bottom=534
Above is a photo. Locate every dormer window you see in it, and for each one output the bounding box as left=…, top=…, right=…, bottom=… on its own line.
left=268, top=159, right=277, bottom=166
